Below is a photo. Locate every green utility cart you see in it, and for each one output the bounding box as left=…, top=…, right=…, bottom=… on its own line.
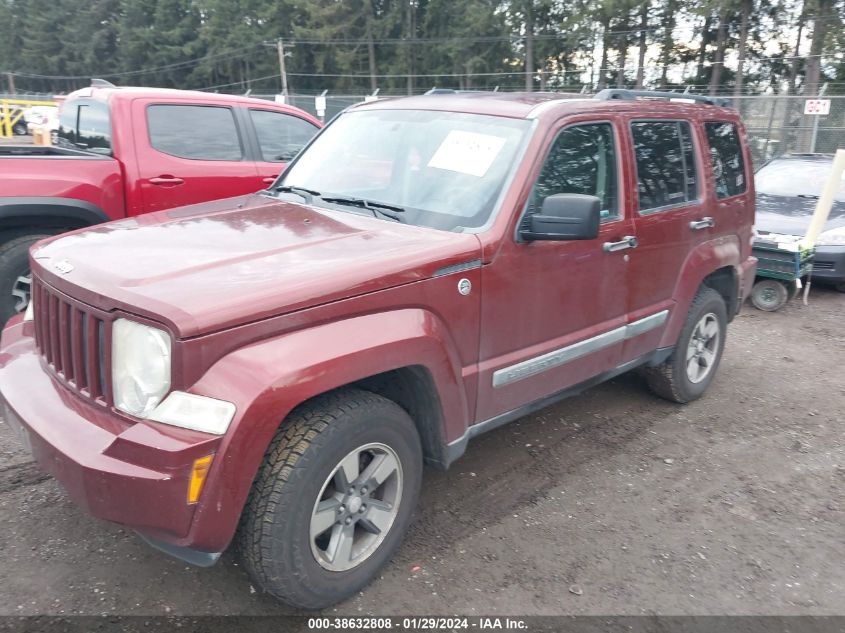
left=750, top=237, right=815, bottom=311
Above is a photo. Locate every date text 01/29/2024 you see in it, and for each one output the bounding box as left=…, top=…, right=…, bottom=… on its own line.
left=307, top=617, right=528, bottom=630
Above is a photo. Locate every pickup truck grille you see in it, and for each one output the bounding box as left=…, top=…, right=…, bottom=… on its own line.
left=32, top=277, right=109, bottom=403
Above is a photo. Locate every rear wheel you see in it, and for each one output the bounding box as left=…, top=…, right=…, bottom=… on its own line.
left=12, top=121, right=28, bottom=136
left=644, top=287, right=727, bottom=404
left=236, top=388, right=422, bottom=609
left=0, top=234, right=50, bottom=323
left=750, top=278, right=789, bottom=311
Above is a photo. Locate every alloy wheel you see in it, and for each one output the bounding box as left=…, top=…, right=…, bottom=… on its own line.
left=310, top=442, right=403, bottom=572
left=686, top=313, right=720, bottom=384
left=11, top=272, right=32, bottom=313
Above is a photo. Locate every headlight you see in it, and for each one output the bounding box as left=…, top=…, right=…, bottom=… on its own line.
left=815, top=227, right=845, bottom=246
left=112, top=318, right=171, bottom=418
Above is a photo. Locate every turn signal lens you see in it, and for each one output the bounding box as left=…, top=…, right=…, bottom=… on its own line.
left=188, top=455, right=214, bottom=504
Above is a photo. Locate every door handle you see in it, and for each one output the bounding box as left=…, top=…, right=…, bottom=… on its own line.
left=262, top=176, right=278, bottom=184
left=603, top=235, right=638, bottom=252
left=149, top=176, right=185, bottom=186
left=690, top=217, right=715, bottom=230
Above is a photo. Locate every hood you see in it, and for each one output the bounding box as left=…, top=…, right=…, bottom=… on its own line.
left=32, top=194, right=481, bottom=337
left=755, top=193, right=845, bottom=236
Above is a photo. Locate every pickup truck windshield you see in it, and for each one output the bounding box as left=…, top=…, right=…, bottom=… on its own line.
left=279, top=109, right=531, bottom=231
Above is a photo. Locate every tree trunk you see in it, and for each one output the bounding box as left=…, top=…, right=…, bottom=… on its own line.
left=365, top=0, right=378, bottom=93
left=616, top=15, right=629, bottom=88
left=804, top=0, right=831, bottom=96
left=524, top=3, right=534, bottom=91
left=659, top=0, right=676, bottom=88
left=788, top=1, right=806, bottom=95
left=696, top=15, right=712, bottom=86
left=597, top=15, right=611, bottom=90
left=734, top=0, right=751, bottom=96
left=636, top=1, right=649, bottom=89
left=406, top=0, right=415, bottom=95
left=708, top=7, right=729, bottom=95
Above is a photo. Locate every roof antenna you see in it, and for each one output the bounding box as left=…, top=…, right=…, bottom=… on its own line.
left=91, top=78, right=116, bottom=88
left=683, top=85, right=692, bottom=93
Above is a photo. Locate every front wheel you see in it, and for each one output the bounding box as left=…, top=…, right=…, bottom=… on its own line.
left=644, top=287, right=727, bottom=404
left=236, top=388, right=422, bottom=609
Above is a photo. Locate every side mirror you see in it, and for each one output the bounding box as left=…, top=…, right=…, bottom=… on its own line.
left=521, top=193, right=601, bottom=241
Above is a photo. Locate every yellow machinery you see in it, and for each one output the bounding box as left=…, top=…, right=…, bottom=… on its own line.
left=0, top=98, right=58, bottom=138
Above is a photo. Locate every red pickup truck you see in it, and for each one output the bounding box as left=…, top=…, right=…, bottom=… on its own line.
left=0, top=84, right=322, bottom=320
left=0, top=89, right=757, bottom=609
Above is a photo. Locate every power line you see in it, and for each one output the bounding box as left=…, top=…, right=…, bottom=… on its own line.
left=7, top=43, right=266, bottom=80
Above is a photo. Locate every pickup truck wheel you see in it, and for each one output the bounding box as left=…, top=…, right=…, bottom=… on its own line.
left=236, top=388, right=422, bottom=609
left=644, top=287, right=727, bottom=404
left=0, top=234, right=50, bottom=322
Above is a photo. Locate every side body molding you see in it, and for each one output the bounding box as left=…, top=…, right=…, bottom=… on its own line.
left=179, top=309, right=469, bottom=553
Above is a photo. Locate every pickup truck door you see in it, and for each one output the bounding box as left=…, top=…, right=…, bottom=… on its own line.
left=131, top=100, right=261, bottom=214
left=474, top=120, right=633, bottom=423
left=244, top=107, right=322, bottom=188
left=621, top=118, right=704, bottom=361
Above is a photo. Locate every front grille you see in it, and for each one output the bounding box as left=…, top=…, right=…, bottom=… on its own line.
left=32, top=277, right=108, bottom=403
left=812, top=261, right=835, bottom=270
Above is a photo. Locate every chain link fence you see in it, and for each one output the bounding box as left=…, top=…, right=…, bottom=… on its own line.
left=271, top=92, right=845, bottom=168
left=726, top=95, right=845, bottom=166
left=4, top=90, right=844, bottom=168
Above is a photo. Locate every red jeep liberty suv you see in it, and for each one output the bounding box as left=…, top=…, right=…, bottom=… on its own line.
left=0, top=89, right=757, bottom=609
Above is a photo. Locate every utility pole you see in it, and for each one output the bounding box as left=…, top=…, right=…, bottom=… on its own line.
left=6, top=72, right=15, bottom=95
left=276, top=38, right=289, bottom=98
left=264, top=38, right=293, bottom=99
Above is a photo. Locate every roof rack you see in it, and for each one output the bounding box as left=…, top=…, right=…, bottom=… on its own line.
left=593, top=88, right=730, bottom=108
left=91, top=78, right=116, bottom=88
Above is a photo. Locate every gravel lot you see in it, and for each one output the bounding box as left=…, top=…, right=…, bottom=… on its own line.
left=1, top=288, right=843, bottom=617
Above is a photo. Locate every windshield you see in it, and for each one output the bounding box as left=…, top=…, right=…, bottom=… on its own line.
left=278, top=109, right=531, bottom=231
left=756, top=158, right=845, bottom=202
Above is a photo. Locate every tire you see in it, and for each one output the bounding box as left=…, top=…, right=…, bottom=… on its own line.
left=750, top=278, right=789, bottom=311
left=835, top=282, right=845, bottom=294
left=644, top=287, right=727, bottom=404
left=0, top=234, right=50, bottom=324
left=13, top=122, right=28, bottom=136
left=236, top=388, right=423, bottom=609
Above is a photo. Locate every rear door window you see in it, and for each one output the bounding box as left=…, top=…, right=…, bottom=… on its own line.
left=249, top=109, right=319, bottom=162
left=631, top=120, right=698, bottom=213
left=147, top=105, right=243, bottom=161
left=705, top=122, right=747, bottom=198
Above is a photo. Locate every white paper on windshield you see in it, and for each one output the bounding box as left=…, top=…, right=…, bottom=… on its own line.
left=427, top=130, right=507, bottom=177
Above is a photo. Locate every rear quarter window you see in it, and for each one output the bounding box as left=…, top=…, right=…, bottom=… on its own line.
left=147, top=104, right=243, bottom=161
left=705, top=121, right=747, bottom=198
left=249, top=109, right=319, bottom=162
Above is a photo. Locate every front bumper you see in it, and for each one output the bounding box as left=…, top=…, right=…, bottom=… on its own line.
left=0, top=319, right=221, bottom=557
left=811, top=245, right=845, bottom=285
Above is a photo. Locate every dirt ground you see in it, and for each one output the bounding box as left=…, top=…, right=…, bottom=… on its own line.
left=0, top=288, right=843, bottom=617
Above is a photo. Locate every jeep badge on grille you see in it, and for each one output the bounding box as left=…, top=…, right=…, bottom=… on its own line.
left=54, top=260, right=74, bottom=274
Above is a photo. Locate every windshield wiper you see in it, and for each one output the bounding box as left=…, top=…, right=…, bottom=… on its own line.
left=274, top=185, right=322, bottom=201
left=320, top=196, right=406, bottom=222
